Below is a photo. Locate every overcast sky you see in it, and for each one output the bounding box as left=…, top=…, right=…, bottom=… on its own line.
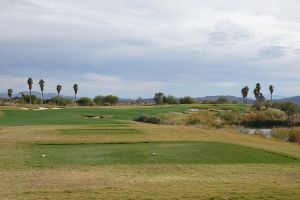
left=1, top=0, right=300, bottom=98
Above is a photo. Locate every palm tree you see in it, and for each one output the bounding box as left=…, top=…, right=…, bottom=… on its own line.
left=253, top=83, right=264, bottom=111
left=73, top=83, right=78, bottom=101
left=269, top=85, right=274, bottom=102
left=241, top=86, right=249, bottom=112
left=7, top=89, right=13, bottom=102
left=39, top=79, right=45, bottom=104
left=56, top=85, right=62, bottom=106
left=27, top=78, right=33, bottom=105
left=20, top=92, right=25, bottom=104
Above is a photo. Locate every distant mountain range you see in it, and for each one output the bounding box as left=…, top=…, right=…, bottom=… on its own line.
left=1, top=92, right=300, bottom=104
left=197, top=95, right=255, bottom=103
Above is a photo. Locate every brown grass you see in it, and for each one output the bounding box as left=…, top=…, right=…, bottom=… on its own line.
left=0, top=164, right=299, bottom=199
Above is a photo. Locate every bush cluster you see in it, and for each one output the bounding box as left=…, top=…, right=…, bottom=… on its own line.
left=133, top=115, right=161, bottom=124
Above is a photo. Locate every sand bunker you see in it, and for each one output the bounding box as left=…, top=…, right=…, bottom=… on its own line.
left=51, top=108, right=62, bottom=110
left=20, top=107, right=29, bottom=110
left=34, top=107, right=49, bottom=111
left=84, top=115, right=104, bottom=119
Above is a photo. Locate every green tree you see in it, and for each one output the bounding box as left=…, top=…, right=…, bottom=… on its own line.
left=39, top=79, right=45, bottom=104
left=241, top=86, right=249, bottom=112
left=56, top=85, right=62, bottom=106
left=103, top=95, right=119, bottom=106
left=179, top=96, right=194, bottom=104
left=154, top=93, right=166, bottom=105
left=269, top=85, right=274, bottom=102
left=27, top=78, right=33, bottom=105
left=94, top=95, right=104, bottom=105
left=253, top=83, right=264, bottom=111
left=7, top=89, right=13, bottom=101
left=166, top=95, right=178, bottom=104
left=73, top=83, right=78, bottom=100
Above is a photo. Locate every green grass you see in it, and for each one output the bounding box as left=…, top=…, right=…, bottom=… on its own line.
left=29, top=141, right=298, bottom=166
left=61, top=128, right=143, bottom=135
left=0, top=104, right=245, bottom=126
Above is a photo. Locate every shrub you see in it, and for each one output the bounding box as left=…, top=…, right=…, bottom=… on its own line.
left=219, top=110, right=241, bottom=125
left=185, top=111, right=223, bottom=128
left=23, top=95, right=42, bottom=104
left=134, top=115, right=161, bottom=124
left=271, top=128, right=289, bottom=140
left=77, top=97, right=93, bottom=106
left=45, top=96, right=74, bottom=106
left=272, top=128, right=300, bottom=143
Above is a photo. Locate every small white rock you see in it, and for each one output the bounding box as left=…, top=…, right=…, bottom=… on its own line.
left=151, top=153, right=156, bottom=156
left=41, top=154, right=46, bottom=158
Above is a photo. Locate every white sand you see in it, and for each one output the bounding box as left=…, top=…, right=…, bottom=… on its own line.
left=84, top=116, right=100, bottom=119
left=51, top=108, right=62, bottom=110
left=34, top=107, right=49, bottom=111
left=189, top=108, right=200, bottom=111
left=20, top=107, right=29, bottom=110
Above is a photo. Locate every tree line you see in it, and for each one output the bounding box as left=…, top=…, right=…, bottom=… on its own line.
left=4, top=78, right=119, bottom=106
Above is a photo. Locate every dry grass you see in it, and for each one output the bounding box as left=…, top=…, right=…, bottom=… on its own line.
left=0, top=164, right=299, bottom=199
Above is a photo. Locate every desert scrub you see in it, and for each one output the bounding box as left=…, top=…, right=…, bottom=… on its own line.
left=272, top=128, right=300, bottom=143
left=185, top=111, right=224, bottom=128
left=158, top=113, right=186, bottom=125
left=217, top=109, right=241, bottom=126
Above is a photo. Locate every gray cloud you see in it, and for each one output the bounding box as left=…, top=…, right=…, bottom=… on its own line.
left=0, top=0, right=300, bottom=97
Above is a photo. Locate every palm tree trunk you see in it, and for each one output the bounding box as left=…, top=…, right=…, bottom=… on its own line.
left=58, top=93, right=60, bottom=106
left=29, top=90, right=32, bottom=105
left=42, top=92, right=44, bottom=104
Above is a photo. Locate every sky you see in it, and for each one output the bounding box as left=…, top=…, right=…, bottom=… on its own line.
left=0, top=0, right=300, bottom=98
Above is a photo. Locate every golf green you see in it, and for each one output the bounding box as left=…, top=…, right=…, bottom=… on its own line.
left=29, top=141, right=298, bottom=166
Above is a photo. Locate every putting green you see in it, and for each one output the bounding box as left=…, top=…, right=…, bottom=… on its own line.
left=29, top=142, right=298, bottom=166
